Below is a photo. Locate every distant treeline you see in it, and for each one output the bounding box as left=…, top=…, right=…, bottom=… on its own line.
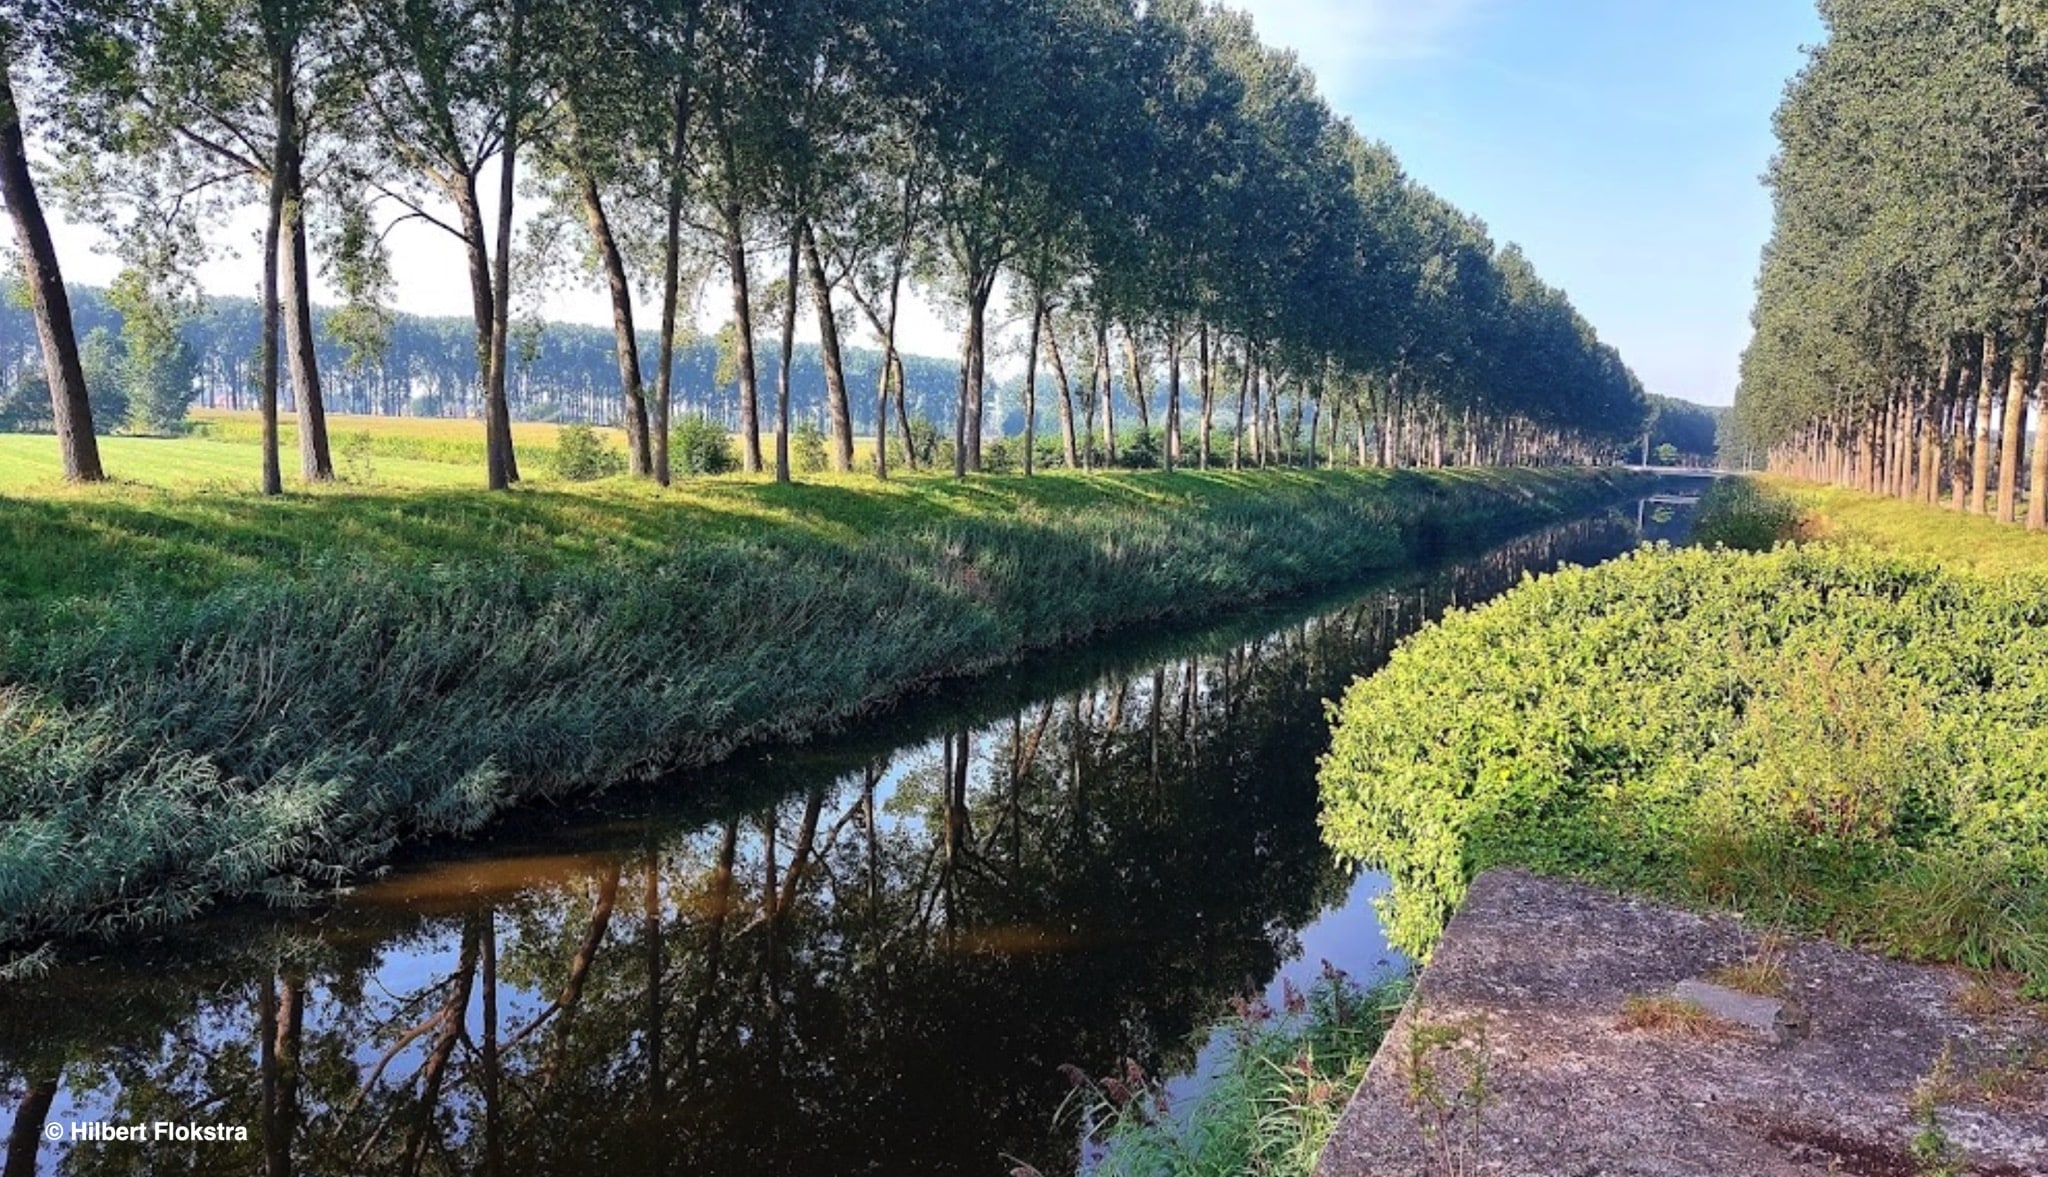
left=0, top=286, right=969, bottom=433
left=1646, top=396, right=1727, bottom=467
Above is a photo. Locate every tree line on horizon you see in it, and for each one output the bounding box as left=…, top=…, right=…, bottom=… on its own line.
left=1737, top=0, right=2048, bottom=522
left=2, top=0, right=1651, bottom=492
left=0, top=284, right=974, bottom=436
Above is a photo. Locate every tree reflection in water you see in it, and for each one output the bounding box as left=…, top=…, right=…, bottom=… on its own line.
left=0, top=506, right=1672, bottom=1177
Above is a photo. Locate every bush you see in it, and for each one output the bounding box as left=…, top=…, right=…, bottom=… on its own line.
left=793, top=420, right=829, bottom=474
left=900, top=414, right=942, bottom=469
left=672, top=414, right=738, bottom=477
left=552, top=423, right=626, bottom=482
left=1116, top=427, right=1162, bottom=470
left=1692, top=478, right=1804, bottom=551
left=1319, top=543, right=2048, bottom=992
left=339, top=430, right=375, bottom=484
left=981, top=438, right=1016, bottom=473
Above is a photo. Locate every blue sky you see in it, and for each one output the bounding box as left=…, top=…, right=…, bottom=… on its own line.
left=1237, top=0, right=1825, bottom=407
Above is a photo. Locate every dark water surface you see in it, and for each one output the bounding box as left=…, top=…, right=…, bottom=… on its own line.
left=0, top=493, right=1695, bottom=1177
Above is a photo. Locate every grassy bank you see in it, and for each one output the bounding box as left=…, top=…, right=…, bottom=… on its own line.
left=0, top=465, right=1644, bottom=955
left=1768, top=478, right=2048, bottom=577
left=1319, top=538, right=2048, bottom=994
left=1045, top=970, right=1410, bottom=1177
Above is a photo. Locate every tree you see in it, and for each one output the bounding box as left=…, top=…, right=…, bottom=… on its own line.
left=345, top=0, right=544, bottom=490
left=0, top=9, right=102, bottom=480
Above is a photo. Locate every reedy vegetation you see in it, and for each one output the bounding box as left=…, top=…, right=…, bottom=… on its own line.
left=1039, top=971, right=1410, bottom=1177
left=1319, top=531, right=2048, bottom=995
left=0, top=467, right=1644, bottom=954
left=1737, top=0, right=2048, bottom=527
left=3, top=0, right=1650, bottom=490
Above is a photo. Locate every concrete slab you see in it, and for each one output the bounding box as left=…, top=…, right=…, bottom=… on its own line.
left=1317, top=870, right=2048, bottom=1177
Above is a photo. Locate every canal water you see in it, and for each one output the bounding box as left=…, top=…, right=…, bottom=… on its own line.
left=0, top=490, right=1698, bottom=1177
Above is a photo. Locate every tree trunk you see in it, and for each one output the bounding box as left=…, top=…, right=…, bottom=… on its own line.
left=1124, top=326, right=1150, bottom=434
left=1198, top=323, right=1214, bottom=469
left=1096, top=318, right=1117, bottom=465
left=276, top=64, right=331, bottom=484
left=775, top=230, right=798, bottom=483
left=259, top=92, right=285, bottom=497
left=2000, top=322, right=2038, bottom=524
left=2033, top=332, right=2048, bottom=530
left=652, top=83, right=689, bottom=487
left=578, top=166, right=651, bottom=476
left=482, top=0, right=525, bottom=490
left=1166, top=327, right=1182, bottom=473
left=723, top=197, right=762, bottom=474
left=1022, top=292, right=1043, bottom=476
left=1232, top=342, right=1250, bottom=471
left=1972, top=333, right=1997, bottom=516
left=0, top=61, right=101, bottom=481
left=1046, top=311, right=1079, bottom=469
left=800, top=222, right=853, bottom=473
left=956, top=268, right=996, bottom=476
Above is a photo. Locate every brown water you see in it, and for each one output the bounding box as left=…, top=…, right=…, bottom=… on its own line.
left=0, top=495, right=1694, bottom=1177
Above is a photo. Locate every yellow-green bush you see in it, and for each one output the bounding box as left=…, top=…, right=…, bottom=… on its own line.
left=1319, top=543, right=2048, bottom=991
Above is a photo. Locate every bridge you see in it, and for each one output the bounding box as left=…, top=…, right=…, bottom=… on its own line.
left=1620, top=466, right=1737, bottom=479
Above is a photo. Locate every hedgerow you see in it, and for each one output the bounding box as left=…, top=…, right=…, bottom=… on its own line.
left=1319, top=543, right=2048, bottom=992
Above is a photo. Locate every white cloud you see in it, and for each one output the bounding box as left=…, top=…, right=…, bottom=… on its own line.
left=1230, top=0, right=1488, bottom=95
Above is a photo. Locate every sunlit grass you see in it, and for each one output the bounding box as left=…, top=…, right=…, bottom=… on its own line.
left=1770, top=477, right=2048, bottom=577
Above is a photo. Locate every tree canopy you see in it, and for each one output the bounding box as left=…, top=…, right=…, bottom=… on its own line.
left=5, top=0, right=1651, bottom=486
left=1737, top=0, right=2048, bottom=525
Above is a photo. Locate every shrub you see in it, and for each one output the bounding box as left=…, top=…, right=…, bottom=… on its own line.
left=1692, top=478, right=1804, bottom=551
left=793, top=420, right=829, bottom=474
left=672, top=414, right=738, bottom=476
left=552, top=423, right=626, bottom=482
left=340, top=430, right=375, bottom=484
left=1319, top=543, right=2048, bottom=992
left=1117, top=427, right=1162, bottom=470
left=981, top=438, right=1016, bottom=474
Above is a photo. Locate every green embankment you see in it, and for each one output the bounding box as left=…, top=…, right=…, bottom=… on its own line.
left=0, top=466, right=1644, bottom=955
left=1319, top=481, right=2048, bottom=994
left=1770, top=478, right=2048, bottom=577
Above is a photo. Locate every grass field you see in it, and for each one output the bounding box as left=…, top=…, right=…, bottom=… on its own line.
left=0, top=411, right=887, bottom=493
left=2, top=411, right=622, bottom=493
left=1770, top=478, right=2048, bottom=576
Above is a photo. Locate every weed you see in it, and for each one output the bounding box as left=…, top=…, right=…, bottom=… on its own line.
left=1617, top=995, right=1726, bottom=1038
left=1059, top=970, right=1413, bottom=1177
left=1398, top=1013, right=1492, bottom=1177
left=1909, top=1045, right=1963, bottom=1177
left=1709, top=933, right=1791, bottom=998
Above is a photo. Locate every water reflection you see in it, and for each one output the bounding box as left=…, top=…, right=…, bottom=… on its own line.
left=0, top=501, right=1681, bottom=1177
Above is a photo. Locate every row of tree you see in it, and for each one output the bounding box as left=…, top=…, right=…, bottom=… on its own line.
left=3, top=0, right=1650, bottom=492
left=1736, top=0, right=2048, bottom=523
